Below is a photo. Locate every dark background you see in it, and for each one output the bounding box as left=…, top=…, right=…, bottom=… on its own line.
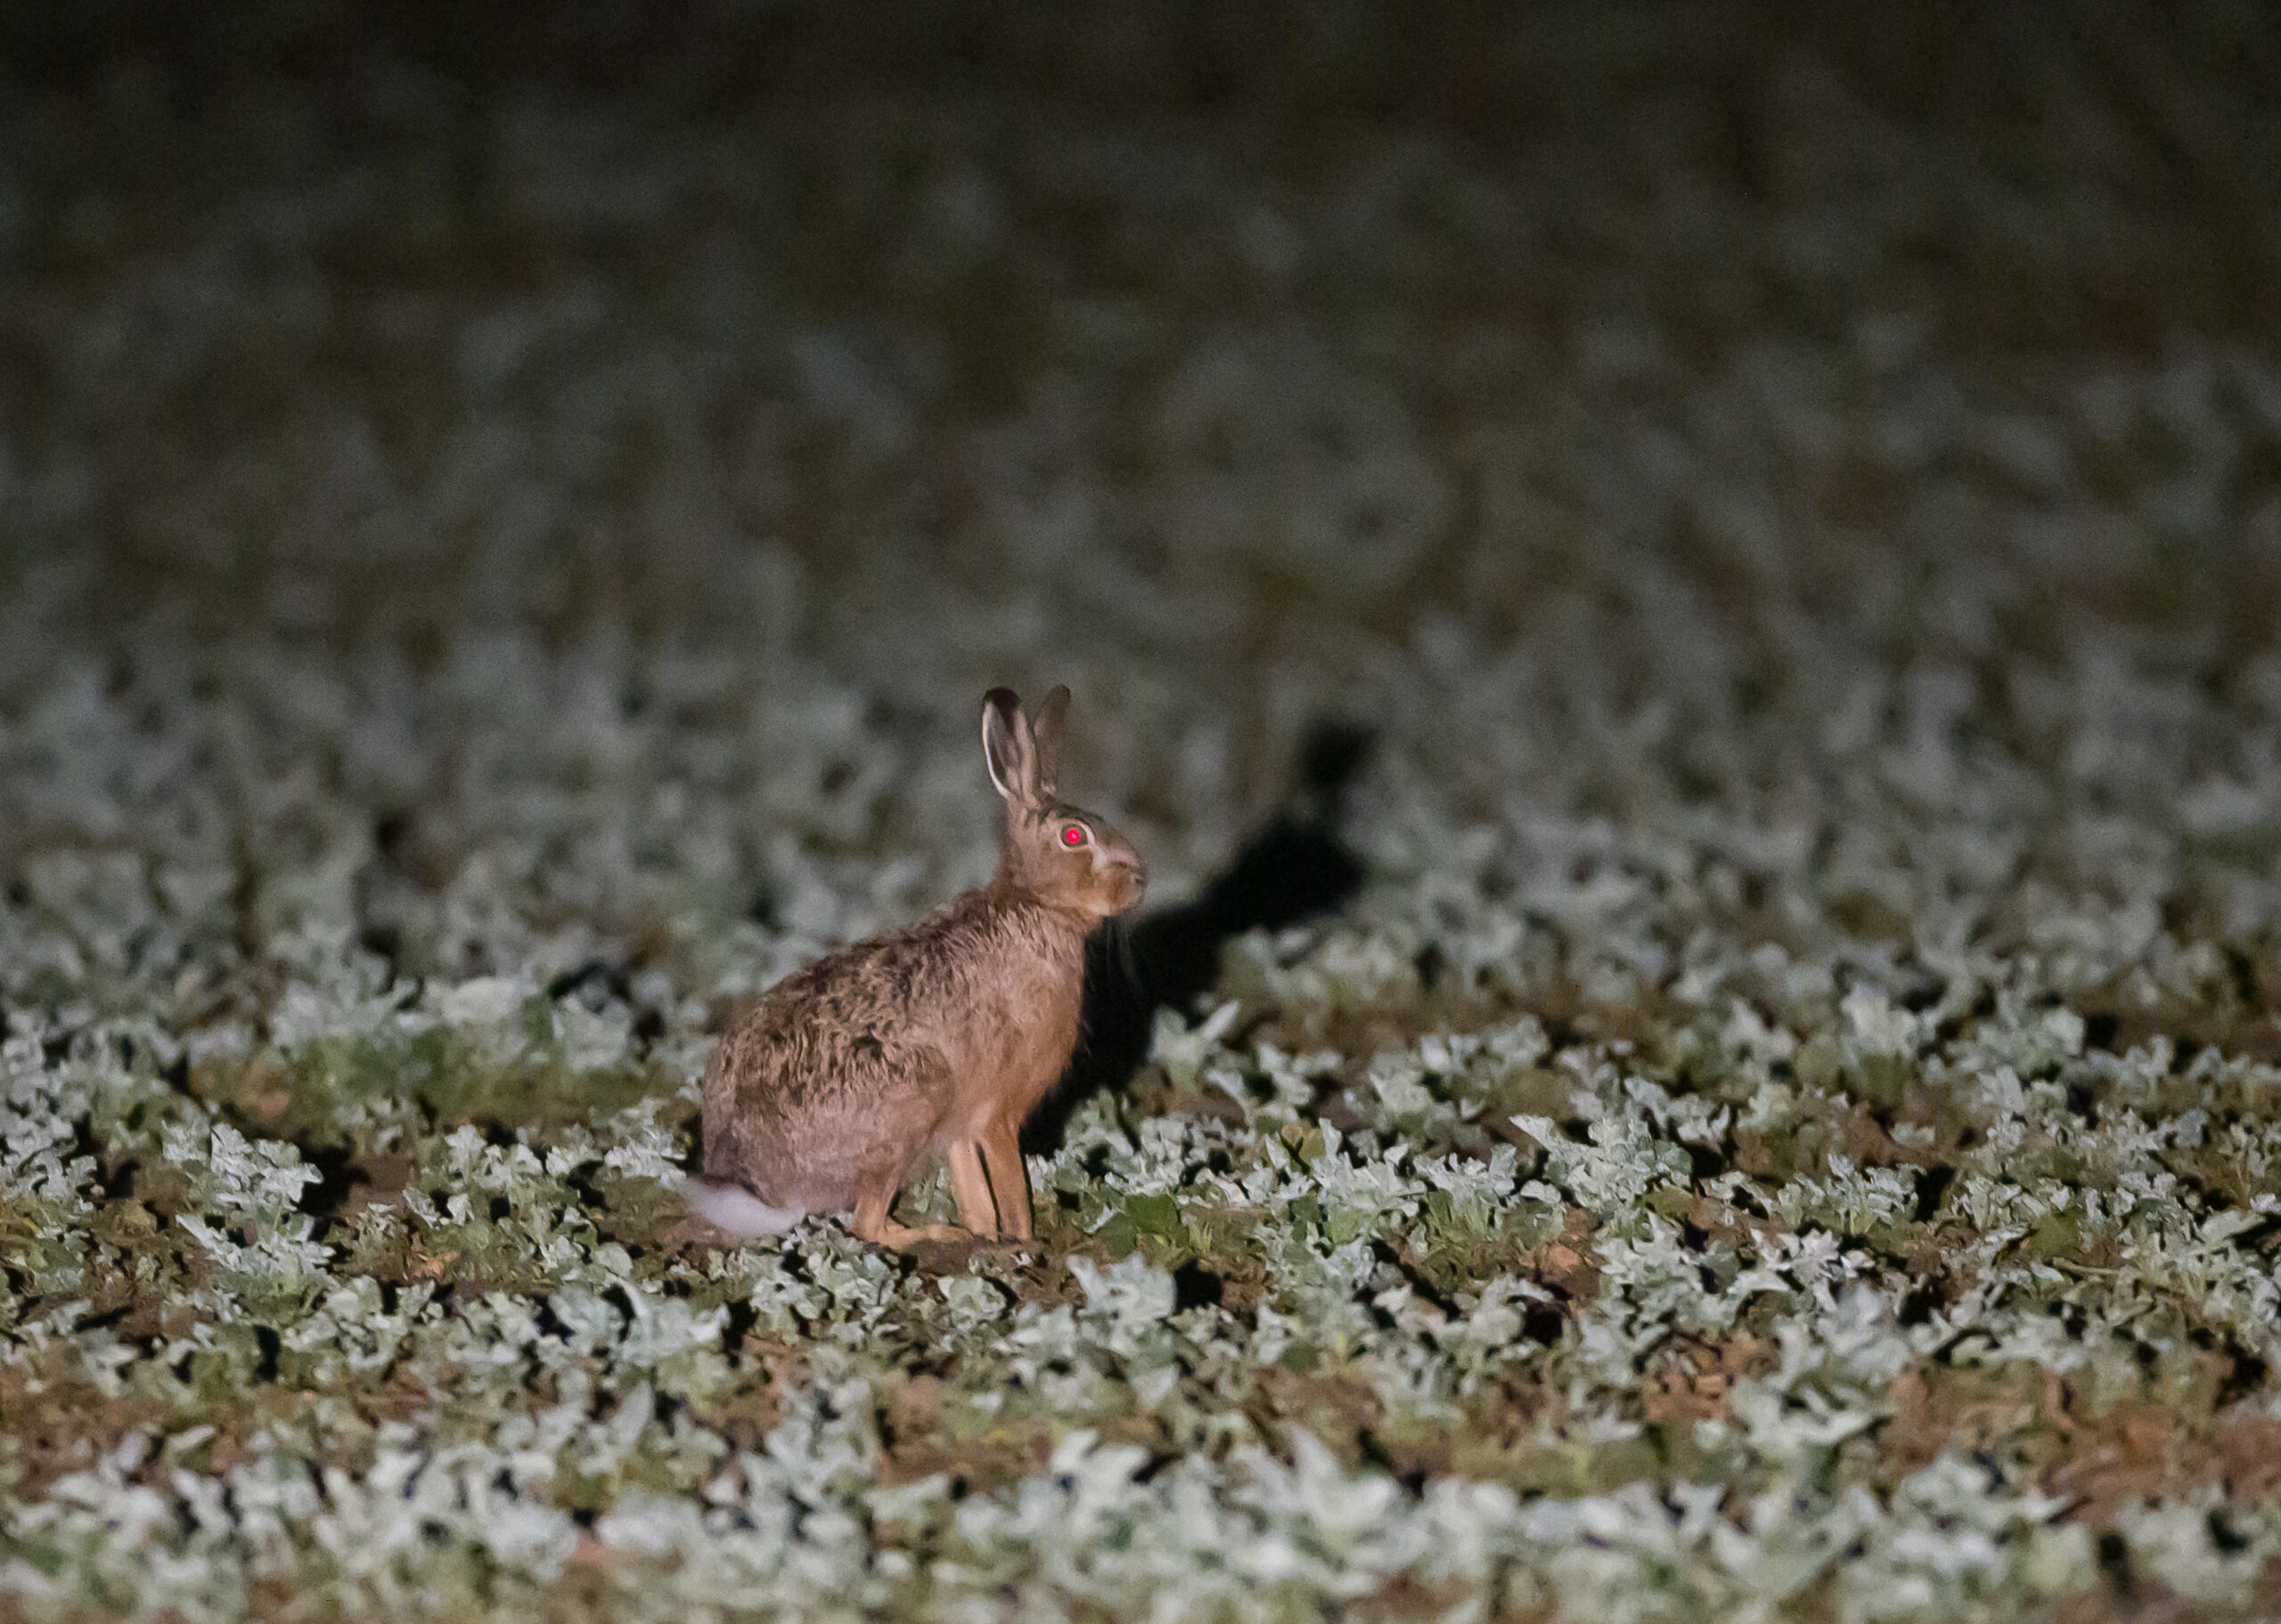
left=4, top=0, right=2277, bottom=657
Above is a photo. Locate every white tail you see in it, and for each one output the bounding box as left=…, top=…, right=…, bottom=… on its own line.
left=686, top=1179, right=806, bottom=1236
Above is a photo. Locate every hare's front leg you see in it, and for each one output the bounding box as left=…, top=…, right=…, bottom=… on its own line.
left=979, top=1118, right=1034, bottom=1242
left=849, top=1182, right=969, bottom=1250
left=945, top=1141, right=1001, bottom=1237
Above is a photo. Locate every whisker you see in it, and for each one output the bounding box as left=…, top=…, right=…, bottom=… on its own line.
left=1109, top=912, right=1146, bottom=1001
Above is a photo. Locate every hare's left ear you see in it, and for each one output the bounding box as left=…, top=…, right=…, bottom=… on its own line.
left=1027, top=686, right=1069, bottom=802
left=982, top=688, right=1040, bottom=809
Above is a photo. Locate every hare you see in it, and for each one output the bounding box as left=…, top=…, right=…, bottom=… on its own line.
left=689, top=686, right=1146, bottom=1248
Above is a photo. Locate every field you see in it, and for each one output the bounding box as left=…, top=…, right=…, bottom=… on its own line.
left=4, top=3, right=2281, bottom=1618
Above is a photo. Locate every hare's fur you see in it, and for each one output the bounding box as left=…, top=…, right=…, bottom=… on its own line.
left=693, top=686, right=1143, bottom=1248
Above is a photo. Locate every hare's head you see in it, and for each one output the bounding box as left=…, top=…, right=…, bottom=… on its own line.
left=983, top=686, right=1146, bottom=919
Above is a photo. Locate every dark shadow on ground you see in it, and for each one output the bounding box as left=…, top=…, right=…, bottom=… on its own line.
left=1021, top=721, right=1373, bottom=1157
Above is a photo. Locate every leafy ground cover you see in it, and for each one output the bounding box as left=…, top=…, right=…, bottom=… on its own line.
left=4, top=3, right=2281, bottom=1618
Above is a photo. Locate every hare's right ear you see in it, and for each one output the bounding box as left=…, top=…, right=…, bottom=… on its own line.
left=1027, top=685, right=1070, bottom=802
left=982, top=688, right=1037, bottom=809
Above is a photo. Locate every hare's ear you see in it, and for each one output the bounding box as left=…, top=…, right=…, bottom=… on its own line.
left=1027, top=685, right=1069, bottom=802
left=982, top=688, right=1035, bottom=808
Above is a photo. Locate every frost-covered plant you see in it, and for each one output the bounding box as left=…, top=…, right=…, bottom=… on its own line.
left=6, top=28, right=2281, bottom=1622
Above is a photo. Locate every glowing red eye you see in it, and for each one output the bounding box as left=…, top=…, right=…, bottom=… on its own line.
left=1061, top=824, right=1085, bottom=847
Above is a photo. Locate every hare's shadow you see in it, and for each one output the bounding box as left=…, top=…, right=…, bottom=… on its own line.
left=1021, top=721, right=1371, bottom=1157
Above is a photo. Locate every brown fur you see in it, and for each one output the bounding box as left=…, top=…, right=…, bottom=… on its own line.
left=699, top=686, right=1144, bottom=1247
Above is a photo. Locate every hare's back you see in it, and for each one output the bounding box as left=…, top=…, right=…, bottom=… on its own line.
left=750, top=919, right=969, bottom=1086
left=699, top=928, right=961, bottom=1205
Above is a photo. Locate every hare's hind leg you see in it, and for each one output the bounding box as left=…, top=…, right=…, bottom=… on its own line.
left=979, top=1118, right=1034, bottom=1243
left=945, top=1141, right=1001, bottom=1237
left=849, top=1182, right=969, bottom=1250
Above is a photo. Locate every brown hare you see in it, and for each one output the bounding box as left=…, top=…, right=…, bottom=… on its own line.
left=689, top=686, right=1146, bottom=1248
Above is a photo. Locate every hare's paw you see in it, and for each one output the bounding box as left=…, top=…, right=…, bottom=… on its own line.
left=979, top=1122, right=1034, bottom=1243
left=859, top=1217, right=976, bottom=1250
left=849, top=1184, right=976, bottom=1250
left=945, top=1140, right=1003, bottom=1238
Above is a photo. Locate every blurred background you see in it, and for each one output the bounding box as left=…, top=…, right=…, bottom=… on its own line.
left=1, top=0, right=2277, bottom=1028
